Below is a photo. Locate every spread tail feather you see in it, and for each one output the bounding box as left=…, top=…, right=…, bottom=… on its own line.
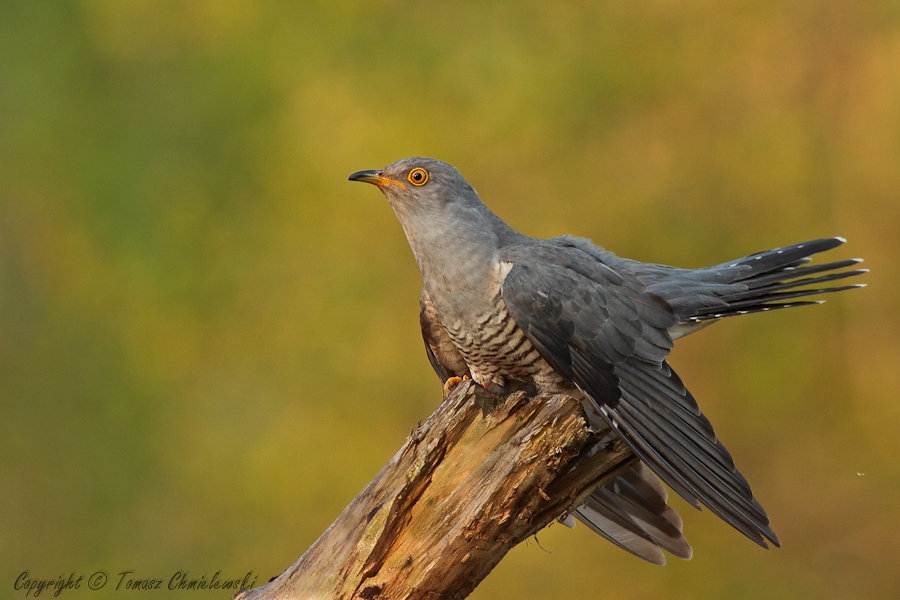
left=686, top=237, right=866, bottom=323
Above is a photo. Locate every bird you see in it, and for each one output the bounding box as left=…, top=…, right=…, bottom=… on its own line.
left=349, top=157, right=866, bottom=565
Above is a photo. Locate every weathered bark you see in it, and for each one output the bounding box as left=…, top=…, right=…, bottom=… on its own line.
left=234, top=381, right=635, bottom=600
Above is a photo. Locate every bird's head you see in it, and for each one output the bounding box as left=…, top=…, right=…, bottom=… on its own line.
left=348, top=157, right=479, bottom=215
left=348, top=157, right=518, bottom=276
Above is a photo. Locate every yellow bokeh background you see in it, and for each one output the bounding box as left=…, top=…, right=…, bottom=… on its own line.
left=2, top=1, right=898, bottom=598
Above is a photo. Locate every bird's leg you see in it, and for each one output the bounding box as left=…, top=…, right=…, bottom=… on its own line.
left=442, top=375, right=470, bottom=396
left=477, top=377, right=510, bottom=396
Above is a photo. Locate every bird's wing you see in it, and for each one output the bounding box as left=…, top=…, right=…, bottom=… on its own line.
left=500, top=243, right=780, bottom=548
left=576, top=462, right=692, bottom=565
left=424, top=287, right=689, bottom=563
left=420, top=288, right=470, bottom=382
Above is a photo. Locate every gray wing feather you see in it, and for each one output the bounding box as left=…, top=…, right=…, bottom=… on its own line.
left=575, top=462, right=692, bottom=565
left=501, top=242, right=780, bottom=549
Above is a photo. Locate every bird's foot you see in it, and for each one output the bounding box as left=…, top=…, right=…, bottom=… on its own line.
left=442, top=375, right=470, bottom=396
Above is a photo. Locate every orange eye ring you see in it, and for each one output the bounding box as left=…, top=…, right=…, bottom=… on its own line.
left=407, top=167, right=429, bottom=186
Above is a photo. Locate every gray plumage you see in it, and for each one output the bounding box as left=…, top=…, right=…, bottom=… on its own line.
left=349, top=157, right=866, bottom=564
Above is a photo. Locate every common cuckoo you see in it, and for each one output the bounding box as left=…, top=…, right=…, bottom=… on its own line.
left=349, top=157, right=865, bottom=564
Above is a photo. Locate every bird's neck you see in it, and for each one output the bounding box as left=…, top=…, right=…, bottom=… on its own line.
left=392, top=200, right=520, bottom=303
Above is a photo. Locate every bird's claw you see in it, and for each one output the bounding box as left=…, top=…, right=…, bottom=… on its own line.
left=442, top=375, right=470, bottom=396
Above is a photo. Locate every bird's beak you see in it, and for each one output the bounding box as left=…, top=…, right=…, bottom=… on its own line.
left=348, top=169, right=406, bottom=190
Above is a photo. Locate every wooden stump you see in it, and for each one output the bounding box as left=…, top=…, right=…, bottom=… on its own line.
left=234, top=381, right=635, bottom=600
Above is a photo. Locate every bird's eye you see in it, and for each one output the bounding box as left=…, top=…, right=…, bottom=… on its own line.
left=407, top=167, right=429, bottom=186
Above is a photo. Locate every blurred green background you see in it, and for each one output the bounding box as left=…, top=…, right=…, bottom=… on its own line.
left=2, top=1, right=898, bottom=598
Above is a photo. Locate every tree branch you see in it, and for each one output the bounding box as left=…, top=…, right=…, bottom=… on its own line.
left=234, top=381, right=636, bottom=600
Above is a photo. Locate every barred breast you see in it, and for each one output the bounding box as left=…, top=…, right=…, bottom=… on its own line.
left=438, top=262, right=568, bottom=393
